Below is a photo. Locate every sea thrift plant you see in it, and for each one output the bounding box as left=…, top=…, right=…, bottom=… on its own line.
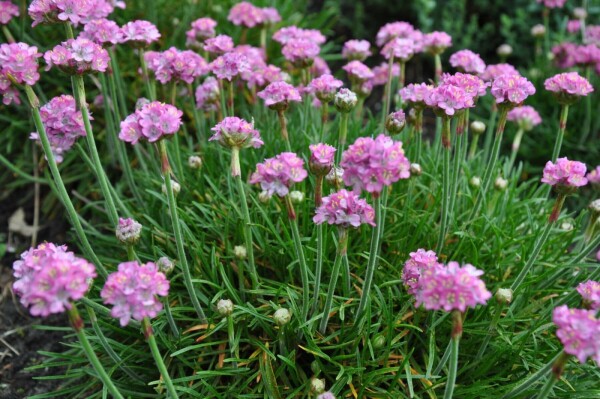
left=401, top=249, right=441, bottom=295
left=119, top=101, right=182, bottom=144
left=309, top=143, right=336, bottom=177
left=449, top=49, right=486, bottom=74
left=273, top=26, right=326, bottom=45
left=186, top=17, right=217, bottom=48
left=81, top=18, right=124, bottom=46
left=115, top=217, right=142, bottom=245
left=249, top=152, right=307, bottom=198
left=577, top=281, right=600, bottom=310
left=479, top=63, right=520, bottom=81
left=120, top=20, right=161, bottom=48
left=282, top=38, right=320, bottom=68
left=228, top=1, right=264, bottom=28
left=544, top=72, right=594, bottom=105
left=258, top=81, right=302, bottom=110
left=313, top=189, right=375, bottom=228
left=541, top=157, right=588, bottom=190
left=145, top=48, right=208, bottom=84
left=490, top=74, right=535, bottom=107
left=210, top=117, right=263, bottom=153
left=308, top=74, right=343, bottom=103
left=210, top=52, right=250, bottom=81
left=195, top=76, right=220, bottom=112
left=342, top=60, right=375, bottom=86
left=0, top=1, right=18, bottom=25
left=552, top=305, right=600, bottom=364
left=507, top=105, right=542, bottom=131
left=342, top=39, right=372, bottom=61
left=204, top=34, right=234, bottom=55
left=44, top=38, right=110, bottom=74
left=0, top=42, right=42, bottom=105
left=423, top=31, right=452, bottom=55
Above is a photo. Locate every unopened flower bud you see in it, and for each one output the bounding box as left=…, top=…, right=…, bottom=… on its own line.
left=495, top=288, right=513, bottom=304
left=290, top=190, right=304, bottom=204
left=326, top=167, right=344, bottom=187
left=497, top=44, right=513, bottom=57
left=410, top=163, right=422, bottom=176
left=406, top=108, right=417, bottom=125
left=531, top=24, right=546, bottom=38
left=317, top=392, right=336, bottom=399
left=573, top=7, right=587, bottom=19
left=135, top=97, right=151, bottom=110
left=494, top=177, right=508, bottom=191
left=470, top=120, right=486, bottom=135
left=372, top=334, right=386, bottom=348
left=217, top=299, right=234, bottom=317
left=273, top=308, right=291, bottom=326
left=561, top=221, right=573, bottom=231
left=188, top=155, right=203, bottom=169
left=528, top=67, right=542, bottom=80
left=385, top=110, right=406, bottom=134
left=334, top=88, right=358, bottom=113
left=162, top=180, right=181, bottom=196
left=156, top=256, right=174, bottom=275
left=596, top=249, right=600, bottom=262
left=470, top=176, right=481, bottom=188
left=115, top=217, right=142, bottom=245
left=258, top=190, right=271, bottom=203
left=310, top=378, right=326, bottom=394
left=588, top=199, right=600, bottom=214
left=233, top=245, right=247, bottom=259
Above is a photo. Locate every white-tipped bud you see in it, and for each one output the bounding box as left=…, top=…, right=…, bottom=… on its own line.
left=326, top=167, right=344, bottom=187
left=115, top=218, right=142, bottom=245
left=334, top=88, right=358, bottom=113
left=156, top=256, right=175, bottom=275
left=188, top=155, right=203, bottom=169
left=495, top=288, right=513, bottom=304
left=497, top=44, right=513, bottom=57
left=561, top=221, right=574, bottom=232
left=410, top=163, right=422, bottom=176
left=470, top=176, right=481, bottom=188
left=258, top=190, right=271, bottom=203
left=216, top=299, right=234, bottom=317
left=162, top=180, right=181, bottom=196
left=310, top=378, right=326, bottom=394
left=385, top=110, right=406, bottom=134
left=589, top=199, right=600, bottom=214
left=233, top=245, right=247, bottom=260
left=135, top=98, right=151, bottom=110
left=289, top=190, right=305, bottom=204
left=273, top=308, right=291, bottom=326
left=494, top=177, right=508, bottom=191
left=573, top=7, right=587, bottom=19
left=531, top=24, right=546, bottom=38
left=470, top=120, right=486, bottom=135
left=528, top=67, right=542, bottom=80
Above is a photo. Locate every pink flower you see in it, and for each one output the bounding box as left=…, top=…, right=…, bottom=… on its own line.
left=257, top=81, right=302, bottom=110
left=386, top=110, right=406, bottom=133
left=0, top=1, right=19, bottom=24
left=119, top=101, right=182, bottom=144
left=210, top=52, right=250, bottom=81
left=479, top=63, right=520, bottom=82
left=120, top=20, right=161, bottom=48
left=402, top=249, right=441, bottom=295
left=228, top=1, right=264, bottom=28
left=29, top=0, right=94, bottom=27
left=210, top=116, right=263, bottom=149
left=309, top=143, right=336, bottom=175
left=341, top=134, right=411, bottom=195
left=145, top=47, right=208, bottom=84
left=261, top=7, right=281, bottom=24
left=310, top=56, right=330, bottom=77
left=567, top=20, right=581, bottom=34
left=507, top=106, right=542, bottom=130
left=399, top=83, right=434, bottom=108
left=204, top=34, right=234, bottom=55
left=249, top=152, right=308, bottom=198
left=574, top=44, right=600, bottom=67
left=425, top=83, right=475, bottom=116
left=195, top=76, right=220, bottom=112
left=371, top=62, right=399, bottom=86
left=585, top=26, right=600, bottom=46
left=415, top=261, right=491, bottom=312
left=273, top=26, right=326, bottom=45
left=381, top=37, right=415, bottom=62
left=0, top=43, right=42, bottom=96
left=44, top=38, right=109, bottom=74
left=186, top=18, right=217, bottom=47
left=423, top=31, right=452, bottom=55
left=13, top=243, right=96, bottom=317
left=313, top=189, right=376, bottom=228
left=551, top=43, right=578, bottom=69
left=101, top=261, right=170, bottom=326
left=83, top=0, right=123, bottom=24
left=577, top=281, right=600, bottom=310
left=81, top=18, right=124, bottom=46
left=30, top=95, right=86, bottom=162
left=441, top=72, right=488, bottom=99
left=307, top=74, right=343, bottom=102
left=376, top=21, right=418, bottom=47
left=115, top=217, right=142, bottom=244
left=343, top=60, right=374, bottom=85
left=587, top=166, right=600, bottom=184
left=244, top=64, right=282, bottom=89
left=544, top=72, right=594, bottom=104
left=541, top=157, right=588, bottom=188
left=537, top=0, right=567, bottom=8
left=282, top=38, right=320, bottom=67
left=342, top=39, right=372, bottom=61
left=552, top=305, right=600, bottom=364
left=449, top=49, right=486, bottom=74
left=490, top=74, right=536, bottom=106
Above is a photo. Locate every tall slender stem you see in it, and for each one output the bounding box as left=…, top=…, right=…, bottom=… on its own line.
left=277, top=109, right=292, bottom=152
left=139, top=50, right=156, bottom=100
left=482, top=108, right=498, bottom=162
left=475, top=302, right=504, bottom=360
left=228, top=80, right=234, bottom=116
left=285, top=195, right=310, bottom=325
left=551, top=104, right=569, bottom=163
left=579, top=67, right=592, bottom=144
left=337, top=113, right=349, bottom=164
left=159, top=140, right=207, bottom=322
left=434, top=54, right=442, bottom=84
left=312, top=175, right=325, bottom=316
left=381, top=55, right=395, bottom=129
left=500, top=351, right=564, bottom=399
left=2, top=25, right=15, bottom=43
left=319, top=228, right=348, bottom=334
left=437, top=117, right=452, bottom=253
left=508, top=127, right=525, bottom=174
left=108, top=49, right=128, bottom=117
left=414, top=109, right=423, bottom=163
left=142, top=318, right=180, bottom=399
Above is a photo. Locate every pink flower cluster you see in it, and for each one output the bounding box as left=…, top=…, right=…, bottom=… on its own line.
left=415, top=261, right=491, bottom=312
left=195, top=76, right=220, bottom=112
left=210, top=117, right=263, bottom=149
left=449, top=49, right=486, bottom=74
left=342, top=40, right=372, bottom=61
left=228, top=2, right=280, bottom=28
left=29, top=0, right=93, bottom=26
left=381, top=37, right=416, bottom=62
left=343, top=60, right=374, bottom=85
left=552, top=305, right=600, bottom=364
left=273, top=26, right=326, bottom=46
left=490, top=74, right=535, bottom=106
left=537, top=0, right=567, bottom=8
left=81, top=18, right=124, bottom=46
left=210, top=51, right=250, bottom=81
left=313, top=189, right=376, bottom=228
left=249, top=152, right=308, bottom=198
left=282, top=39, right=320, bottom=67
left=541, top=157, right=588, bottom=188
left=544, top=72, right=594, bottom=104
left=507, top=106, right=542, bottom=130
left=399, top=83, right=433, bottom=108
left=0, top=42, right=41, bottom=105
left=423, top=31, right=452, bottom=55
left=13, top=243, right=96, bottom=317
left=376, top=21, right=422, bottom=48
left=115, top=217, right=142, bottom=244
left=586, top=26, right=600, bottom=47
left=552, top=43, right=600, bottom=68
left=0, top=1, right=19, bottom=24
left=101, top=261, right=170, bottom=326
left=341, top=134, right=411, bottom=195
left=371, top=62, right=399, bottom=86
left=186, top=18, right=217, bottom=47
left=577, top=280, right=600, bottom=310
left=44, top=38, right=109, bottom=74
left=402, top=249, right=441, bottom=295
left=145, top=48, right=208, bottom=84
left=424, top=82, right=475, bottom=117
left=441, top=72, right=488, bottom=99
left=204, top=35, right=234, bottom=55
left=308, top=143, right=336, bottom=175
left=587, top=166, right=600, bottom=184
left=479, top=63, right=520, bottom=82
left=257, top=81, right=302, bottom=110
left=308, top=74, right=343, bottom=102
left=121, top=20, right=161, bottom=48
left=30, top=95, right=86, bottom=162
left=119, top=101, right=182, bottom=144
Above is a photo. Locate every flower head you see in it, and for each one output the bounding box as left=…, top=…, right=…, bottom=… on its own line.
left=381, top=37, right=416, bottom=62
left=577, top=281, right=600, bottom=310
left=210, top=51, right=250, bottom=81
left=257, top=81, right=302, bottom=110
left=507, top=106, right=542, bottom=131
left=101, top=261, right=170, bottom=326
left=204, top=34, right=234, bottom=55
left=282, top=39, right=320, bottom=68
left=490, top=74, right=536, bottom=106
left=342, top=39, right=371, bottom=61
left=115, top=217, right=142, bottom=245
left=424, top=83, right=475, bottom=117
left=249, top=152, right=307, bottom=198
left=479, top=63, right=520, bottom=82
left=195, top=76, right=220, bottom=112
left=402, top=249, right=440, bottom=295
left=343, top=60, right=374, bottom=85
left=0, top=42, right=42, bottom=105
left=210, top=117, right=263, bottom=149
left=385, top=110, right=406, bottom=134
left=29, top=0, right=95, bottom=27
left=13, top=243, right=96, bottom=317
left=441, top=72, right=488, bottom=99
left=145, top=47, right=208, bottom=84
left=376, top=21, right=418, bottom=47
left=541, top=157, right=588, bottom=189
left=423, top=31, right=452, bottom=55
left=308, top=74, right=343, bottom=102
left=537, top=0, right=567, bottom=8
left=341, top=134, right=411, bottom=195
left=544, top=72, right=594, bottom=105
left=399, top=83, right=434, bottom=109
left=587, top=166, right=600, bottom=184
left=186, top=17, right=217, bottom=47
left=415, top=261, right=491, bottom=312
left=273, top=26, right=326, bottom=45
left=372, top=62, right=400, bottom=86
left=228, top=1, right=264, bottom=28
left=44, top=38, right=109, bottom=74
left=313, top=189, right=376, bottom=228
left=119, top=101, right=182, bottom=144
left=449, top=49, right=485, bottom=74
left=0, top=1, right=19, bottom=25
left=120, top=20, right=161, bottom=48
left=309, top=143, right=336, bottom=175
left=81, top=18, right=123, bottom=46
left=334, top=88, right=358, bottom=113
left=552, top=305, right=600, bottom=364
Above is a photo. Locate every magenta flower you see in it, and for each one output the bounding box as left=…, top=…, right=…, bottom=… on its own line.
left=0, top=43, right=42, bottom=91
left=587, top=166, right=600, bottom=184
left=228, top=1, right=264, bottom=28
left=381, top=37, right=416, bottom=62
left=441, top=72, right=488, bottom=99
left=257, top=81, right=302, bottom=110
left=44, top=38, right=109, bottom=74
left=341, top=134, right=411, bottom=195
left=479, top=63, right=520, bottom=82
left=507, top=106, right=542, bottom=131
left=585, top=26, right=600, bottom=47
left=120, top=20, right=161, bottom=48
left=415, top=261, right=491, bottom=312
left=376, top=21, right=418, bottom=47
left=309, top=143, right=336, bottom=175
left=28, top=0, right=94, bottom=27
left=313, top=189, right=376, bottom=228
left=342, top=39, right=372, bottom=61
left=449, top=49, right=486, bottom=74
left=573, top=44, right=600, bottom=67
left=490, top=74, right=536, bottom=106
left=424, top=83, right=475, bottom=116
left=541, top=157, right=588, bottom=188
left=261, top=7, right=281, bottom=24
left=544, top=72, right=594, bottom=105
left=249, top=152, right=308, bottom=198
left=145, top=47, right=208, bottom=84
left=13, top=243, right=96, bottom=317
left=273, top=26, right=326, bottom=45
left=80, top=18, right=124, bottom=46
left=210, top=117, right=263, bottom=149
left=577, top=281, right=600, bottom=310
left=204, top=34, right=234, bottom=55
left=30, top=95, right=86, bottom=162
left=567, top=20, right=581, bottom=34
left=343, top=60, right=374, bottom=85
left=119, top=101, right=182, bottom=144
left=552, top=305, right=600, bottom=364
left=423, top=31, right=452, bottom=55
left=244, top=64, right=282, bottom=89
left=210, top=52, right=250, bottom=81
left=399, top=83, right=433, bottom=108
left=307, top=74, right=343, bottom=102
left=195, top=76, right=220, bottom=112
left=101, top=261, right=170, bottom=326
left=551, top=43, right=578, bottom=69
left=402, top=249, right=441, bottom=295
left=371, top=62, right=400, bottom=86
left=537, top=0, right=567, bottom=8
left=282, top=38, right=320, bottom=68
left=0, top=1, right=19, bottom=24
left=186, top=17, right=217, bottom=47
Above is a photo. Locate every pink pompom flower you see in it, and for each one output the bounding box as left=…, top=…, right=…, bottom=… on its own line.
left=342, top=39, right=372, bottom=61
left=341, top=134, right=411, bottom=195
left=307, top=74, right=343, bottom=102
left=490, top=74, right=536, bottom=107
left=210, top=51, right=250, bottom=81
left=261, top=7, right=281, bottom=24
left=0, top=43, right=42, bottom=103
left=195, top=76, right=220, bottom=112
left=424, top=83, right=475, bottom=117
left=249, top=152, right=308, bottom=198
left=537, top=0, right=567, bottom=8
left=145, top=47, right=208, bottom=84
left=0, top=1, right=19, bottom=24
left=415, top=261, right=492, bottom=312
left=381, top=37, right=415, bottom=62
left=282, top=38, right=320, bottom=68
left=44, top=38, right=109, bottom=74
left=13, top=243, right=96, bottom=317
left=210, top=116, right=263, bottom=149
left=204, top=34, right=234, bottom=55
left=541, top=157, right=588, bottom=189
left=372, top=62, right=400, bottom=86
left=80, top=18, right=124, bottom=46
left=101, top=261, right=170, bottom=326
left=343, top=60, right=374, bottom=85
left=273, top=26, right=326, bottom=45
left=577, top=281, right=600, bottom=310
left=449, top=49, right=486, bottom=74
left=479, top=63, right=520, bottom=82
left=544, top=72, right=594, bottom=105
left=402, top=249, right=441, bottom=295
left=228, top=1, right=264, bottom=28
left=119, top=101, right=182, bottom=144
left=313, top=189, right=376, bottom=228
left=308, top=143, right=336, bottom=176
left=120, top=20, right=161, bottom=48
left=587, top=166, right=600, bottom=184
left=552, top=305, right=600, bottom=364
left=507, top=106, right=542, bottom=131
left=399, top=83, right=433, bottom=109
left=441, top=72, right=488, bottom=100
left=423, top=31, right=452, bottom=55
left=186, top=18, right=217, bottom=47
left=376, top=21, right=418, bottom=47
left=28, top=0, right=94, bottom=27
left=257, top=81, right=302, bottom=110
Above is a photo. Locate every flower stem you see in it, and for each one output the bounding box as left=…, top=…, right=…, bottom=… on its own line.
left=228, top=80, right=234, bottom=116
left=443, top=311, right=462, bottom=399
left=227, top=315, right=239, bottom=367
left=414, top=109, right=423, bottom=163
left=579, top=67, right=592, bottom=145
left=277, top=109, right=292, bottom=152
left=312, top=176, right=325, bottom=316
left=159, top=140, right=207, bottom=322
left=337, top=113, right=349, bottom=164
left=437, top=117, right=452, bottom=253
left=381, top=55, right=395, bottom=129
left=139, top=50, right=156, bottom=101
left=319, top=228, right=348, bottom=334
left=142, top=318, right=180, bottom=399
left=2, top=25, right=15, bottom=43
left=482, top=108, right=498, bottom=162
left=501, top=351, right=564, bottom=399
left=475, top=301, right=504, bottom=360
left=108, top=49, right=128, bottom=117
left=551, top=104, right=569, bottom=163
left=434, top=54, right=442, bottom=84
left=67, top=305, right=124, bottom=399
left=507, top=127, right=524, bottom=174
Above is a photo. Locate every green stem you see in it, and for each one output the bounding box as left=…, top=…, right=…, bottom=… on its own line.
left=277, top=109, right=292, bottom=152
left=508, top=127, right=524, bottom=174
left=434, top=54, right=442, bottom=84
left=227, top=316, right=239, bottom=367
left=475, top=302, right=504, bottom=360
left=536, top=374, right=557, bottom=399
left=337, top=113, right=349, bottom=164
left=501, top=351, right=564, bottom=399
left=2, top=25, right=15, bottom=43
left=319, top=228, right=348, bottom=334
left=188, top=83, right=204, bottom=143
left=551, top=104, right=569, bottom=163
left=108, top=49, right=128, bottom=117
left=228, top=80, right=234, bottom=116
left=437, top=118, right=452, bottom=253
left=381, top=54, right=395, bottom=129
left=311, top=208, right=325, bottom=316
left=285, top=195, right=310, bottom=325
left=159, top=140, right=207, bottom=322
left=140, top=50, right=156, bottom=101
left=415, top=109, right=423, bottom=163
left=142, top=318, right=179, bottom=399
left=443, top=311, right=462, bottom=399
left=580, top=67, right=592, bottom=144
left=67, top=305, right=124, bottom=399
left=482, top=108, right=498, bottom=163
left=468, top=133, right=480, bottom=160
